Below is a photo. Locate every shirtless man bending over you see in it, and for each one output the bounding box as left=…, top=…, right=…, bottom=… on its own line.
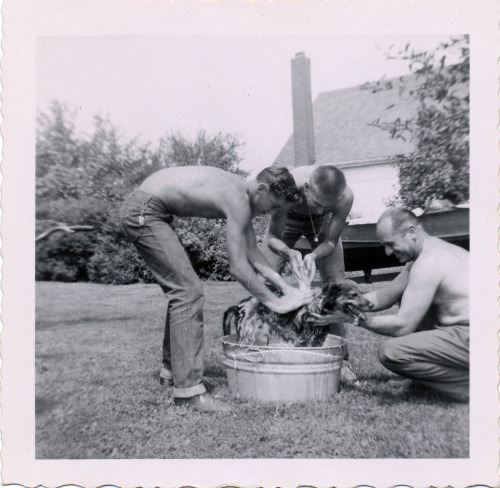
left=120, top=166, right=314, bottom=412
left=358, top=207, right=469, bottom=401
left=261, top=164, right=356, bottom=379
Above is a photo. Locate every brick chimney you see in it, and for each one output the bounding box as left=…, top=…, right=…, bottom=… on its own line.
left=291, top=52, right=315, bottom=167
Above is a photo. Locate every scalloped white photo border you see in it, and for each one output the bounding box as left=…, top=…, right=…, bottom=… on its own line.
left=1, top=0, right=498, bottom=486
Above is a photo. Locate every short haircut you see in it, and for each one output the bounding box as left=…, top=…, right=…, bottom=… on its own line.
left=377, top=207, right=420, bottom=232
left=256, top=166, right=301, bottom=203
left=310, top=165, right=346, bottom=199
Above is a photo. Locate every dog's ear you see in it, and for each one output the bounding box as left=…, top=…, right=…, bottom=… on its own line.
left=322, top=280, right=343, bottom=297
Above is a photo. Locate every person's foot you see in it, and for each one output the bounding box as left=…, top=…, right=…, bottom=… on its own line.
left=174, top=393, right=234, bottom=412
left=340, top=360, right=358, bottom=383
left=159, top=367, right=174, bottom=386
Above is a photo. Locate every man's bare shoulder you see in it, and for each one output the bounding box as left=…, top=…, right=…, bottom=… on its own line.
left=413, top=237, right=468, bottom=276
left=336, top=185, right=354, bottom=209
left=423, top=236, right=469, bottom=259
left=325, top=185, right=353, bottom=219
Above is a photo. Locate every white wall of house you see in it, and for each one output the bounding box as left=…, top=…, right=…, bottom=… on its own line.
left=337, top=160, right=399, bottom=220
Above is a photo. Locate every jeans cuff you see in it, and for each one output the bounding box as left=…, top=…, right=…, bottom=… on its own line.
left=173, top=383, right=206, bottom=399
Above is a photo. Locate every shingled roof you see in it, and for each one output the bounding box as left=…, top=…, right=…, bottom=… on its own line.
left=274, top=73, right=421, bottom=167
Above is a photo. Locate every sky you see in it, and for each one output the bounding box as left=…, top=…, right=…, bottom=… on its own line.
left=37, top=35, right=458, bottom=175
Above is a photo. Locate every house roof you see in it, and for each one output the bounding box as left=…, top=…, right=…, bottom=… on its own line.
left=274, top=73, right=422, bottom=167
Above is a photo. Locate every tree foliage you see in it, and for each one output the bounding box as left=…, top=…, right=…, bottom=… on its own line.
left=158, top=130, right=247, bottom=176
left=36, top=102, right=248, bottom=283
left=363, top=36, right=469, bottom=209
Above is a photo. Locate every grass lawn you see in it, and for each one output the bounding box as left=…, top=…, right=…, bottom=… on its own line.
left=35, top=280, right=468, bottom=459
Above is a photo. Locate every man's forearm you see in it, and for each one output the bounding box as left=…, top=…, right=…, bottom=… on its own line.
left=267, top=237, right=293, bottom=259
left=248, top=243, right=294, bottom=293
left=252, top=261, right=290, bottom=292
left=309, top=241, right=336, bottom=261
left=360, top=314, right=414, bottom=337
left=362, top=290, right=397, bottom=312
left=230, top=261, right=280, bottom=304
left=230, top=261, right=311, bottom=313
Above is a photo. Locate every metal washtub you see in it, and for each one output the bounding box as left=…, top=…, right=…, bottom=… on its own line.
left=221, top=334, right=347, bottom=402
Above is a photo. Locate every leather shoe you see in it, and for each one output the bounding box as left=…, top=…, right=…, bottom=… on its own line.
left=174, top=393, right=234, bottom=412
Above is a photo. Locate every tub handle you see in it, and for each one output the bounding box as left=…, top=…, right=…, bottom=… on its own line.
left=240, top=349, right=265, bottom=363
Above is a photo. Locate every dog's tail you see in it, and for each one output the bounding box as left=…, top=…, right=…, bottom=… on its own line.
left=223, top=305, right=239, bottom=337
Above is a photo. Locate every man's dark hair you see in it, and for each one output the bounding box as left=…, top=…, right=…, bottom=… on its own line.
left=310, top=165, right=346, bottom=199
left=256, top=166, right=301, bottom=203
left=378, top=207, right=420, bottom=232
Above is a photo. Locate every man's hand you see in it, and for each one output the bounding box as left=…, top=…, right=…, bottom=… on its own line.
left=287, top=250, right=312, bottom=291
left=303, top=253, right=317, bottom=284
left=265, top=290, right=315, bottom=314
left=288, top=250, right=306, bottom=279
left=280, top=281, right=298, bottom=296
left=356, top=315, right=373, bottom=330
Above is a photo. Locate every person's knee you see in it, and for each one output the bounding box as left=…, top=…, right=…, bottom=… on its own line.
left=186, top=280, right=204, bottom=305
left=378, top=339, right=404, bottom=368
left=170, top=277, right=204, bottom=308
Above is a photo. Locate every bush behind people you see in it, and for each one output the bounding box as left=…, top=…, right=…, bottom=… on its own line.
left=35, top=101, right=257, bottom=283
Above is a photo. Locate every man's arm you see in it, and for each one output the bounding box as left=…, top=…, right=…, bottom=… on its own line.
left=359, top=258, right=441, bottom=337
left=363, top=264, right=411, bottom=311
left=311, top=263, right=413, bottom=327
left=303, top=189, right=353, bottom=272
left=245, top=222, right=298, bottom=295
left=225, top=207, right=313, bottom=314
left=264, top=208, right=307, bottom=282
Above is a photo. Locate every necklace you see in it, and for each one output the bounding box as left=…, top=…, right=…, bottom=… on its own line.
left=305, top=195, right=326, bottom=242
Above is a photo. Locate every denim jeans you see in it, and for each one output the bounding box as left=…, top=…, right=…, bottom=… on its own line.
left=262, top=211, right=348, bottom=342
left=120, top=190, right=206, bottom=399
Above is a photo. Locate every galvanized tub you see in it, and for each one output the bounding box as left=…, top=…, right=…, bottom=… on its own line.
left=221, top=334, right=347, bottom=402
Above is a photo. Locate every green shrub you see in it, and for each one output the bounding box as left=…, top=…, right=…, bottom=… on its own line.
left=174, top=218, right=231, bottom=281
left=87, top=243, right=155, bottom=284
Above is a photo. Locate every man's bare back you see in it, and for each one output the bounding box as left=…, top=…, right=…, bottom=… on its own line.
left=139, top=166, right=252, bottom=219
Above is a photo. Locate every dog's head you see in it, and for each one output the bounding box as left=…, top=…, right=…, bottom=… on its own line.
left=320, top=279, right=373, bottom=320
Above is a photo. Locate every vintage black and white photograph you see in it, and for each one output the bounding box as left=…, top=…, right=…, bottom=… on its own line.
left=2, top=0, right=498, bottom=486
left=35, top=33, right=471, bottom=459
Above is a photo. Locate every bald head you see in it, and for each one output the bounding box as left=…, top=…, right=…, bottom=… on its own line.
left=377, top=207, right=420, bottom=233
left=376, top=208, right=422, bottom=263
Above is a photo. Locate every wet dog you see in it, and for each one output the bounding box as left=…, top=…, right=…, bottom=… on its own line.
left=223, top=279, right=373, bottom=347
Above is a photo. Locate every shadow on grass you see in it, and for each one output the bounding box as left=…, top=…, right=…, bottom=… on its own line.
left=342, top=375, right=468, bottom=406
left=36, top=315, right=142, bottom=330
